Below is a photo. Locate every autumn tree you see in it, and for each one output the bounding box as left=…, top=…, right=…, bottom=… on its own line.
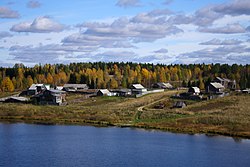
left=1, top=77, right=15, bottom=92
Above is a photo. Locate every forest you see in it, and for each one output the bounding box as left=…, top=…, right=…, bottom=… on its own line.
left=0, top=62, right=249, bottom=92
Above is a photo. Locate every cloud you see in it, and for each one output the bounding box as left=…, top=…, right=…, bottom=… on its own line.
left=0, top=6, right=19, bottom=18
left=163, top=0, right=173, bottom=5
left=147, top=9, right=172, bottom=16
left=178, top=45, right=250, bottom=64
left=167, top=0, right=250, bottom=28
left=246, top=26, right=250, bottom=32
left=213, top=0, right=250, bottom=16
left=27, top=1, right=41, bottom=9
left=200, top=38, right=243, bottom=45
left=0, top=31, right=13, bottom=39
left=10, top=16, right=66, bottom=33
left=116, top=0, right=140, bottom=8
left=154, top=48, right=168, bottom=53
left=199, top=23, right=246, bottom=34
left=69, top=11, right=183, bottom=49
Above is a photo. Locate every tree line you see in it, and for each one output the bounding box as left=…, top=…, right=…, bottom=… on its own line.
left=0, top=62, right=249, bottom=92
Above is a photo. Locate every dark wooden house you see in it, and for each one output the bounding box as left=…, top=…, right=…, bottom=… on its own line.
left=188, top=87, right=200, bottom=95
left=206, top=82, right=225, bottom=94
left=97, top=89, right=112, bottom=96
left=27, top=84, right=47, bottom=96
left=63, top=84, right=88, bottom=92
left=152, top=82, right=173, bottom=89
left=173, top=101, right=187, bottom=108
left=31, top=90, right=66, bottom=105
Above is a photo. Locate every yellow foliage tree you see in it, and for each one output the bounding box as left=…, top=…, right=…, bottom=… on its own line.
left=110, top=78, right=118, bottom=89
left=46, top=73, right=53, bottom=85
left=1, top=77, right=15, bottom=92
left=27, top=75, right=34, bottom=87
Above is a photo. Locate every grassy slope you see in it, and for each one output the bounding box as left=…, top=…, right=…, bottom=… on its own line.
left=0, top=91, right=249, bottom=138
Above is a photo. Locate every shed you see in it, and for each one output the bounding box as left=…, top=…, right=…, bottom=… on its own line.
left=115, top=89, right=132, bottom=97
left=188, top=87, right=200, bottom=95
left=97, top=89, right=112, bottom=96
left=173, top=101, right=187, bottom=108
left=242, top=89, right=250, bottom=94
left=131, top=84, right=147, bottom=94
left=207, top=82, right=225, bottom=94
left=31, top=89, right=66, bottom=105
left=4, top=96, right=29, bottom=103
left=153, top=82, right=173, bottom=89
left=63, top=84, right=89, bottom=92
left=27, top=84, right=47, bottom=95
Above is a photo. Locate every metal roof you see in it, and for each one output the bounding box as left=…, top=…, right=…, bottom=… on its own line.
left=132, top=84, right=145, bottom=89
left=49, top=89, right=66, bottom=94
left=191, top=87, right=200, bottom=93
left=98, top=89, right=110, bottom=94
left=28, top=84, right=45, bottom=90
left=63, top=84, right=88, bottom=88
left=210, top=82, right=225, bottom=89
left=9, top=96, right=29, bottom=101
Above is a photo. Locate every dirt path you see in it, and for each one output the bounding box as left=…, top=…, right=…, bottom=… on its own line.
left=134, top=90, right=179, bottom=121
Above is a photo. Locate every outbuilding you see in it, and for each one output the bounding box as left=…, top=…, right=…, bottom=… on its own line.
left=207, top=82, right=225, bottom=94
left=188, top=87, right=200, bottom=95
left=97, top=89, right=112, bottom=96
left=131, top=84, right=147, bottom=95
left=31, top=89, right=66, bottom=105
left=63, top=84, right=89, bottom=92
left=153, top=82, right=173, bottom=89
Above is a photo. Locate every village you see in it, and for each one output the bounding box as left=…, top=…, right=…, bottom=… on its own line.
left=0, top=76, right=248, bottom=109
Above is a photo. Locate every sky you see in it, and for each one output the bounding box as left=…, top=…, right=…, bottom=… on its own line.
left=0, top=0, right=249, bottom=67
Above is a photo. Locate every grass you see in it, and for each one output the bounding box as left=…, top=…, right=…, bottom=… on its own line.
left=0, top=90, right=250, bottom=138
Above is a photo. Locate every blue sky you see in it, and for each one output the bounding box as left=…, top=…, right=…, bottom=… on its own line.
left=0, top=0, right=249, bottom=67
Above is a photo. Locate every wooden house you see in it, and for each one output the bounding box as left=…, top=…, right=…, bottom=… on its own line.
left=131, top=84, right=147, bottom=94
left=63, top=84, right=89, bottom=92
left=27, top=84, right=47, bottom=96
left=214, top=77, right=236, bottom=90
left=4, top=96, right=29, bottom=103
left=188, top=87, right=200, bottom=95
left=152, top=82, right=173, bottom=89
left=114, top=89, right=132, bottom=97
left=97, top=89, right=112, bottom=96
left=31, top=89, right=66, bottom=105
left=207, top=82, right=225, bottom=94
left=173, top=101, right=187, bottom=108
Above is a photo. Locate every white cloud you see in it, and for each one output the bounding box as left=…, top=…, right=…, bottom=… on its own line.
left=200, top=38, right=243, bottom=45
left=116, top=0, right=140, bottom=8
left=27, top=1, right=41, bottom=9
left=154, top=48, right=168, bottom=53
left=199, top=23, right=246, bottom=34
left=0, top=6, right=19, bottom=18
left=10, top=16, right=66, bottom=33
left=0, top=31, right=12, bottom=39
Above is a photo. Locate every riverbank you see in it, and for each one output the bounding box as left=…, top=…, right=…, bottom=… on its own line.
left=0, top=91, right=249, bottom=138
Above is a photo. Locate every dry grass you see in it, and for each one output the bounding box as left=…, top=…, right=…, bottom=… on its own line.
left=0, top=91, right=250, bottom=138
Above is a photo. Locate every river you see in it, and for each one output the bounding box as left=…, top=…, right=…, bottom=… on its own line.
left=0, top=123, right=250, bottom=167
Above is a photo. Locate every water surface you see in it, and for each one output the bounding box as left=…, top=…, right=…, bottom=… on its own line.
left=0, top=123, right=250, bottom=167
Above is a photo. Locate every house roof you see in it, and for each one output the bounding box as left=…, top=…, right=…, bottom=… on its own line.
left=63, top=84, right=88, bottom=89
left=98, top=89, right=110, bottom=94
left=210, top=82, right=225, bottom=89
left=162, top=82, right=173, bottom=88
left=215, top=77, right=224, bottom=82
left=132, top=84, right=145, bottom=89
left=156, top=82, right=173, bottom=88
left=173, top=101, right=186, bottom=107
left=49, top=89, right=66, bottom=94
left=28, top=84, right=45, bottom=90
left=190, top=87, right=200, bottom=93
left=7, top=96, right=29, bottom=102
left=223, top=78, right=231, bottom=82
